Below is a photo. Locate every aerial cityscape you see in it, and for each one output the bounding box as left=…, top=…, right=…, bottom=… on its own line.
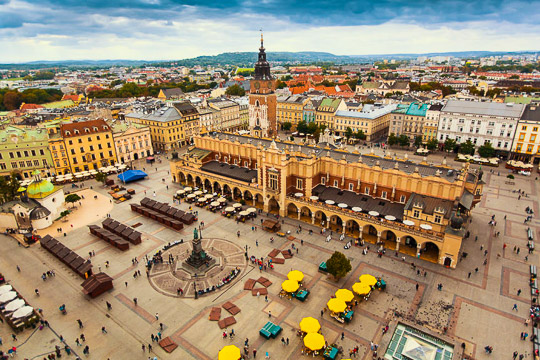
left=0, top=1, right=539, bottom=359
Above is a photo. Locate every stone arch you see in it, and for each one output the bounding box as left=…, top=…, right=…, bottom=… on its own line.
left=381, top=229, right=398, bottom=250
left=329, top=214, right=344, bottom=232
left=314, top=210, right=328, bottom=226
left=362, top=224, right=379, bottom=244
left=178, top=171, right=186, bottom=185
left=400, top=235, right=418, bottom=257
left=195, top=176, right=202, bottom=188
left=204, top=178, right=212, bottom=191
left=213, top=181, right=222, bottom=194
left=287, top=203, right=299, bottom=217
left=223, top=184, right=232, bottom=196
left=233, top=187, right=242, bottom=201
left=345, top=219, right=360, bottom=237
left=186, top=174, right=194, bottom=186
left=299, top=206, right=313, bottom=223
left=419, top=241, right=439, bottom=263
left=268, top=197, right=280, bottom=214
left=254, top=193, right=264, bottom=209
left=243, top=190, right=254, bottom=204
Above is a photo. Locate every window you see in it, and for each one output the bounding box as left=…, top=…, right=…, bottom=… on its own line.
left=33, top=160, right=39, bottom=166
left=333, top=180, right=338, bottom=187
left=31, top=150, right=36, bottom=156
left=16, top=151, right=21, bottom=157
left=531, top=135, right=536, bottom=142
left=527, top=145, right=533, bottom=152
left=42, top=159, right=47, bottom=166
left=11, top=162, right=17, bottom=168
left=365, top=187, right=370, bottom=195
left=78, top=139, right=82, bottom=143
left=413, top=209, right=420, bottom=218
left=9, top=152, right=14, bottom=158
left=68, top=140, right=73, bottom=145
left=0, top=163, right=6, bottom=170
left=297, top=179, right=303, bottom=190
left=519, top=133, right=525, bottom=140
left=522, top=125, right=527, bottom=130
left=381, top=191, right=387, bottom=199
left=269, top=173, right=278, bottom=190
left=434, top=215, right=442, bottom=224
left=349, top=183, right=354, bottom=191
left=534, top=127, right=538, bottom=132
left=321, top=177, right=326, bottom=185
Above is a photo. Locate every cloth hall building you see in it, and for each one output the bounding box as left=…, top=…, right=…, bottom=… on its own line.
left=170, top=133, right=484, bottom=268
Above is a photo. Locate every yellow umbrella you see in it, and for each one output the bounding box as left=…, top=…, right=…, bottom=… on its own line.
left=299, top=317, right=321, bottom=333
left=303, top=332, right=325, bottom=351
left=218, top=345, right=241, bottom=360
left=327, top=298, right=347, bottom=313
left=352, top=282, right=372, bottom=296
left=335, top=289, right=354, bottom=302
left=282, top=279, right=300, bottom=293
left=359, top=274, right=377, bottom=286
left=287, top=270, right=304, bottom=282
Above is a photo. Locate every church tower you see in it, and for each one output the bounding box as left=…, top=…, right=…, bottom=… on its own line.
left=249, top=33, right=277, bottom=138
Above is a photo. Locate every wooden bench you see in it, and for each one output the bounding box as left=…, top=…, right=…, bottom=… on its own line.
left=252, top=288, right=268, bottom=296
left=244, top=279, right=256, bottom=290
left=268, top=249, right=280, bottom=258
left=271, top=257, right=285, bottom=264
left=209, top=307, right=221, bottom=321
left=218, top=316, right=236, bottom=329
left=158, top=337, right=178, bottom=353
left=257, top=277, right=272, bottom=287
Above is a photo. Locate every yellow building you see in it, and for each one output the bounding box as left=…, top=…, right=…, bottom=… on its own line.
left=511, top=104, right=540, bottom=162
left=208, top=98, right=241, bottom=131
left=170, top=133, right=484, bottom=268
left=423, top=104, right=443, bottom=143
left=276, top=95, right=309, bottom=129
left=316, top=98, right=346, bottom=130
left=333, top=104, right=394, bottom=142
left=48, top=119, right=117, bottom=174
left=125, top=102, right=200, bottom=151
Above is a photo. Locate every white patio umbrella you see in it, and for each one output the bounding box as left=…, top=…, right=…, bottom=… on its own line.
left=403, top=220, right=415, bottom=226
left=420, top=224, right=433, bottom=230
left=239, top=211, right=249, bottom=216
left=368, top=211, right=379, bottom=217
left=198, top=198, right=206, bottom=202
left=193, top=190, right=203, bottom=196
left=325, top=200, right=335, bottom=205
left=247, top=208, right=257, bottom=213
left=310, top=196, right=319, bottom=201
left=183, top=187, right=192, bottom=192
left=225, top=207, right=235, bottom=212
left=187, top=194, right=196, bottom=199
left=295, top=192, right=303, bottom=198
left=89, top=170, right=98, bottom=175
left=210, top=201, right=220, bottom=206
left=204, top=194, right=214, bottom=199
left=0, top=284, right=13, bottom=294
left=351, top=207, right=362, bottom=212
left=98, top=167, right=107, bottom=172
left=233, top=203, right=242, bottom=208
left=0, top=291, right=17, bottom=303
left=12, top=306, right=33, bottom=319
left=218, top=198, right=227, bottom=203
left=176, top=190, right=185, bottom=195
left=5, top=298, right=25, bottom=312
left=385, top=215, right=396, bottom=221
left=338, top=203, right=348, bottom=208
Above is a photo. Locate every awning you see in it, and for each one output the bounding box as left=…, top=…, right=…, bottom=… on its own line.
left=459, top=189, right=474, bottom=210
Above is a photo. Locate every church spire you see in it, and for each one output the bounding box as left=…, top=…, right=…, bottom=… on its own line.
left=254, top=32, right=271, bottom=80
left=260, top=29, right=264, bottom=48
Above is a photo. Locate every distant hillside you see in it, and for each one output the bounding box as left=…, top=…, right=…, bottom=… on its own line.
left=0, top=50, right=536, bottom=69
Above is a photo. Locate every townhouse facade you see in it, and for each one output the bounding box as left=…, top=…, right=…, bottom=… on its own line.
left=276, top=95, right=309, bottom=129
left=334, top=103, right=396, bottom=142
left=315, top=98, right=346, bottom=130
left=510, top=104, right=540, bottom=163
left=110, top=122, right=153, bottom=164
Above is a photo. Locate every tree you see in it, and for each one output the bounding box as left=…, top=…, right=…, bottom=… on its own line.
left=225, top=84, right=245, bottom=96
left=345, top=127, right=353, bottom=141
left=398, top=134, right=410, bottom=147
left=282, top=122, right=292, bottom=131
left=459, top=140, right=475, bottom=155
left=426, top=138, right=439, bottom=151
left=95, top=172, right=108, bottom=185
left=387, top=133, right=398, bottom=146
left=444, top=138, right=457, bottom=152
left=306, top=122, right=318, bottom=135
left=326, top=251, right=352, bottom=281
left=509, top=75, right=520, bottom=79
left=297, top=121, right=308, bottom=134
left=3, top=91, right=22, bottom=110
left=355, top=130, right=366, bottom=141
left=275, top=80, right=287, bottom=89
left=414, top=136, right=423, bottom=148
left=478, top=142, right=495, bottom=158
left=0, top=172, right=20, bottom=203
left=65, top=194, right=81, bottom=208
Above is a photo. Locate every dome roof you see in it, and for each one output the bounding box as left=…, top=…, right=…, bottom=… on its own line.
left=450, top=213, right=464, bottom=230
left=30, top=206, right=51, bottom=220
left=27, top=179, right=55, bottom=198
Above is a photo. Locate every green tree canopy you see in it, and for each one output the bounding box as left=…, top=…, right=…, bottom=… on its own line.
left=0, top=173, right=20, bottom=203
left=387, top=133, right=398, bottom=146
left=65, top=193, right=81, bottom=208
left=326, top=251, right=352, bottom=281
left=478, top=142, right=495, bottom=158
left=95, top=172, right=108, bottom=185
left=297, top=121, right=308, bottom=134
left=345, top=127, right=353, bottom=140
left=282, top=122, right=292, bottom=131
left=426, top=138, right=439, bottom=150
left=225, top=84, right=246, bottom=96
left=355, top=130, right=366, bottom=141
left=444, top=138, right=457, bottom=152
left=459, top=140, right=475, bottom=155
left=398, top=134, right=410, bottom=147
left=414, top=136, right=423, bottom=148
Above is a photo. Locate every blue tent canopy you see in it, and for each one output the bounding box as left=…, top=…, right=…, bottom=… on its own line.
left=117, top=170, right=147, bottom=183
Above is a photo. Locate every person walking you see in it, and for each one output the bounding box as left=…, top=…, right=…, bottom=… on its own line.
left=101, top=326, right=107, bottom=334
left=77, top=319, right=83, bottom=328
left=512, top=303, right=518, bottom=311
left=253, top=349, right=257, bottom=358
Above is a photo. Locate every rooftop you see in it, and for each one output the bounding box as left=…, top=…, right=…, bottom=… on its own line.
left=442, top=99, right=525, bottom=118
left=199, top=161, right=257, bottom=183
left=126, top=106, right=182, bottom=123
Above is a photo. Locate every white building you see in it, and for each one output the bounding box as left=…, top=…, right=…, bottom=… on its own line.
left=438, top=100, right=526, bottom=152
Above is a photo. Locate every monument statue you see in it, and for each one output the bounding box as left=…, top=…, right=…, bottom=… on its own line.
left=193, top=228, right=198, bottom=240
left=184, top=227, right=214, bottom=270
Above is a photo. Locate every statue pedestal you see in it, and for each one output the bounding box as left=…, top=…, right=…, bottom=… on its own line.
left=181, top=237, right=217, bottom=276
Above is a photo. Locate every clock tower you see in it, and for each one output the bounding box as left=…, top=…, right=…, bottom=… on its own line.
left=249, top=33, right=277, bottom=138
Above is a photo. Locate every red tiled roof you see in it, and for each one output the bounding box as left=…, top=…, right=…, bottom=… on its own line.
left=60, top=119, right=111, bottom=138
left=62, top=94, right=79, bottom=101
left=20, top=103, right=44, bottom=110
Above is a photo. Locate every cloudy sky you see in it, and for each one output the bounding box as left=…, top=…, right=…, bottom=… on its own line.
left=1, top=0, right=539, bottom=62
